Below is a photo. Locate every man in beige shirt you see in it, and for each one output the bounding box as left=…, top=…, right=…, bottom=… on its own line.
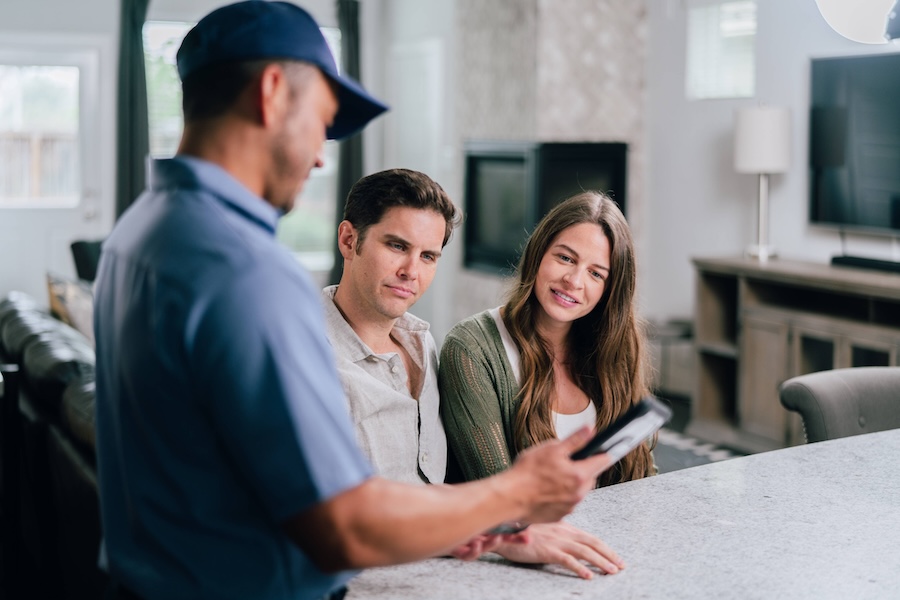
left=323, top=168, right=625, bottom=579
left=322, top=284, right=446, bottom=485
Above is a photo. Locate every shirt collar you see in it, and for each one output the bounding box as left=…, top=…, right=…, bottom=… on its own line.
left=321, top=285, right=430, bottom=364
left=149, top=156, right=281, bottom=234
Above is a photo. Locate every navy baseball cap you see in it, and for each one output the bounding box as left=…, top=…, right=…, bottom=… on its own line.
left=176, top=0, right=388, bottom=140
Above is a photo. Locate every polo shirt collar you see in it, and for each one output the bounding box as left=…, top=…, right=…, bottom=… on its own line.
left=149, top=156, right=281, bottom=234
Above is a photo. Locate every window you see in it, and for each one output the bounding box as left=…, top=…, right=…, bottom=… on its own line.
left=686, top=0, right=757, bottom=100
left=143, top=21, right=191, bottom=158
left=0, top=40, right=100, bottom=207
left=143, top=22, right=342, bottom=273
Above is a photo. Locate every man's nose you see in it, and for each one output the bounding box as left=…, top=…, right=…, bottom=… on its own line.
left=398, top=256, right=418, bottom=280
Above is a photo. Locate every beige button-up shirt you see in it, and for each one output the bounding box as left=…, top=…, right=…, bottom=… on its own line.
left=321, top=286, right=447, bottom=485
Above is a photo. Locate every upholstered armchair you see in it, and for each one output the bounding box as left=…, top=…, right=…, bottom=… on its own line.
left=779, top=367, right=900, bottom=443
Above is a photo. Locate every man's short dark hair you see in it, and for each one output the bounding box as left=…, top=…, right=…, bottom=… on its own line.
left=181, top=59, right=315, bottom=122
left=343, top=169, right=461, bottom=250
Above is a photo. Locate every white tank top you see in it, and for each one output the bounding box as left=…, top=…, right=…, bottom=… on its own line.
left=489, top=307, right=596, bottom=439
left=553, top=402, right=598, bottom=439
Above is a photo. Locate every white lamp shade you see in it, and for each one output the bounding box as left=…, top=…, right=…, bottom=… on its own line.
left=734, top=106, right=792, bottom=174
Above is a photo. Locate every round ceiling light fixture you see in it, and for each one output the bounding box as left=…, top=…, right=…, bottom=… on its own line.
left=815, top=0, right=895, bottom=44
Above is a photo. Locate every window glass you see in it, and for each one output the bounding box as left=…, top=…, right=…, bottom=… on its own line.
left=144, top=21, right=191, bottom=158
left=686, top=0, right=756, bottom=100
left=0, top=65, right=80, bottom=203
left=143, top=22, right=342, bottom=273
left=275, top=27, right=341, bottom=274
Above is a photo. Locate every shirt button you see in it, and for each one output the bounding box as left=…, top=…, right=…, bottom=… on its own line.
left=421, top=453, right=429, bottom=463
left=391, top=365, right=399, bottom=374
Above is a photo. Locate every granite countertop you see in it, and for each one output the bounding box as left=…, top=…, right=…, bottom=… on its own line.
left=347, top=429, right=900, bottom=599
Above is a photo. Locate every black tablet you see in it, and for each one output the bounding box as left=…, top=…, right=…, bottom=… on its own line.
left=570, top=396, right=672, bottom=462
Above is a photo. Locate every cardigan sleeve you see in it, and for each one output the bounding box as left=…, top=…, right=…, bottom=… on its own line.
left=438, top=315, right=516, bottom=482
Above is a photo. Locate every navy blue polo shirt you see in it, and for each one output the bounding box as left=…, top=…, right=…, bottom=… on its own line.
left=93, top=156, right=372, bottom=599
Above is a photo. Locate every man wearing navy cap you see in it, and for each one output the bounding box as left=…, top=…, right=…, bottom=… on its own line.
left=93, top=2, right=613, bottom=599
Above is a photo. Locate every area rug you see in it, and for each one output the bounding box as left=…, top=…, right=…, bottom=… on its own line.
left=653, top=428, right=743, bottom=474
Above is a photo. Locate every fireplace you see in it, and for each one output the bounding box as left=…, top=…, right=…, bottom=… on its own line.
left=462, top=140, right=627, bottom=274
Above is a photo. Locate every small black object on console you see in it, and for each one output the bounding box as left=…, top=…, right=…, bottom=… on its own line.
left=831, top=255, right=900, bottom=274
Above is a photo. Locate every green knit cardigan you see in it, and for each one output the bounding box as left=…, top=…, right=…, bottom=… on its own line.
left=439, top=310, right=658, bottom=484
left=438, top=310, right=521, bottom=483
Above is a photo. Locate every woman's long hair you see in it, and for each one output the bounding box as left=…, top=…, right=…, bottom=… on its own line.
left=503, top=191, right=655, bottom=486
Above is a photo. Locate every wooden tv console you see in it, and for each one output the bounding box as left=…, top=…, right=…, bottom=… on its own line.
left=689, top=256, right=900, bottom=454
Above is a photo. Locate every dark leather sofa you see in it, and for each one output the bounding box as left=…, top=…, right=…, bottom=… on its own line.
left=0, top=290, right=106, bottom=598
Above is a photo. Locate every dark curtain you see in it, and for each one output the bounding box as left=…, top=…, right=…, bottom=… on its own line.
left=115, top=0, right=151, bottom=219
left=328, top=0, right=364, bottom=285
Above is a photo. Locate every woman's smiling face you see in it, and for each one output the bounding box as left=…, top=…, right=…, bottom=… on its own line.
left=532, top=222, right=611, bottom=332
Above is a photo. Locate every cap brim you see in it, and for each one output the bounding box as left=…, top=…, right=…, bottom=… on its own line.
left=326, top=73, right=389, bottom=140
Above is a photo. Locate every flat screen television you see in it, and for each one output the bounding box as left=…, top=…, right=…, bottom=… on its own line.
left=809, top=53, right=900, bottom=236
left=463, top=141, right=627, bottom=274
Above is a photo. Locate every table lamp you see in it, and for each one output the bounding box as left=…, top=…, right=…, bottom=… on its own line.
left=734, top=106, right=791, bottom=262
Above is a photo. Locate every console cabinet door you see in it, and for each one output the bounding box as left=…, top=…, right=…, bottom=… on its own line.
left=839, top=332, right=898, bottom=368
left=738, top=313, right=790, bottom=444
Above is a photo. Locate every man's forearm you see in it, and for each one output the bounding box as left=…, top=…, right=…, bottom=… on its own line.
left=284, top=472, right=528, bottom=572
left=285, top=428, right=609, bottom=573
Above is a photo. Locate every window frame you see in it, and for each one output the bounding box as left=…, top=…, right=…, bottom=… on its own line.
left=0, top=32, right=103, bottom=209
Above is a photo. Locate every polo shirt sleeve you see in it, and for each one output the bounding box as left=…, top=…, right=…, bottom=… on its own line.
left=189, top=264, right=373, bottom=522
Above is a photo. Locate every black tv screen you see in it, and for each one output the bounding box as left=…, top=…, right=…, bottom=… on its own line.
left=809, top=53, right=900, bottom=235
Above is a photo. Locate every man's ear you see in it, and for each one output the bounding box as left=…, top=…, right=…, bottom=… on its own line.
left=337, top=220, right=358, bottom=260
left=258, top=63, right=289, bottom=127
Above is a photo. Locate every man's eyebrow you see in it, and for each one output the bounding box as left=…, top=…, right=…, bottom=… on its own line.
left=554, top=243, right=608, bottom=272
left=382, top=233, right=442, bottom=258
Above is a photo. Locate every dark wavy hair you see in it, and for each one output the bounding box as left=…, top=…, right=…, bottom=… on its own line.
left=342, top=168, right=461, bottom=249
left=503, top=191, right=655, bottom=487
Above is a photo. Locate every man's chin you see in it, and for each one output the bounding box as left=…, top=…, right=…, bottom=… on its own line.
left=280, top=177, right=310, bottom=214
left=379, top=299, right=414, bottom=320
left=263, top=190, right=297, bottom=215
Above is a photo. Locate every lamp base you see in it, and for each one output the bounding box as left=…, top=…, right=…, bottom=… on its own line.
left=746, top=244, right=777, bottom=263
left=747, top=173, right=776, bottom=263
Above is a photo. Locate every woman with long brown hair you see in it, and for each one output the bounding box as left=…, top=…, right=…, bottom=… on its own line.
left=439, top=190, right=655, bottom=488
